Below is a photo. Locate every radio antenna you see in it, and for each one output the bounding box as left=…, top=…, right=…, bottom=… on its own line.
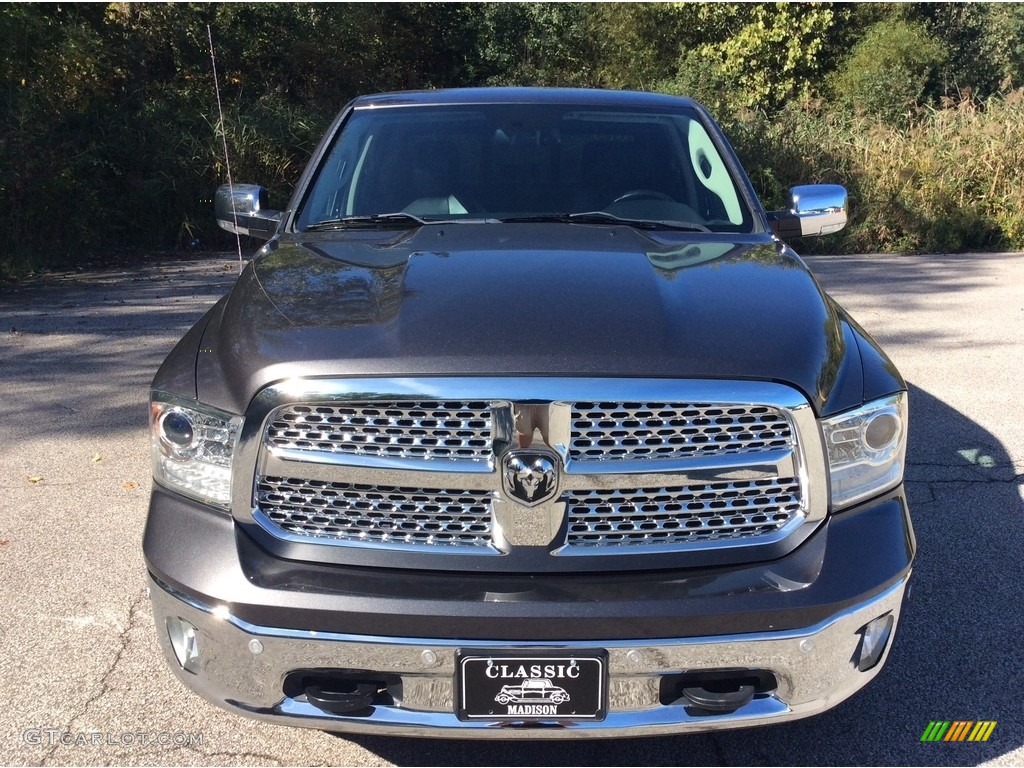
left=207, top=25, right=243, bottom=273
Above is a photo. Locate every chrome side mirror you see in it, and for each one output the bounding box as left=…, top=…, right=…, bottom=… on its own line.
left=214, top=184, right=282, bottom=239
left=769, top=184, right=848, bottom=239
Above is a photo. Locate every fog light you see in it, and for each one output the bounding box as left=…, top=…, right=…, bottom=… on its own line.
left=856, top=613, right=894, bottom=671
left=167, top=617, right=201, bottom=674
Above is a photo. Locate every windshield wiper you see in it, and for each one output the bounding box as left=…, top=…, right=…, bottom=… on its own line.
left=500, top=212, right=710, bottom=232
left=571, top=211, right=710, bottom=232
left=304, top=212, right=433, bottom=230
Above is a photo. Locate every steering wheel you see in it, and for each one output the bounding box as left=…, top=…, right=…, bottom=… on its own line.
left=613, top=189, right=675, bottom=203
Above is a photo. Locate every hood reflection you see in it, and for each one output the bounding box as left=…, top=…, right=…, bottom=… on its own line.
left=255, top=243, right=414, bottom=329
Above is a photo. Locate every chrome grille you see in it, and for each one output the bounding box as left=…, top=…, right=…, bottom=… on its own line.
left=257, top=476, right=494, bottom=548
left=565, top=478, right=801, bottom=548
left=265, top=401, right=492, bottom=462
left=248, top=378, right=822, bottom=564
left=569, top=402, right=792, bottom=462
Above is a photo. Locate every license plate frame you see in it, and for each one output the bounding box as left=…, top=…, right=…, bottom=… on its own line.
left=456, top=651, right=607, bottom=721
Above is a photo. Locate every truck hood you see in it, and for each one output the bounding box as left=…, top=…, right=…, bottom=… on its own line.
left=197, top=224, right=860, bottom=414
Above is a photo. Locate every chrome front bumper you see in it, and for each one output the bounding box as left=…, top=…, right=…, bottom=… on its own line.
left=149, top=573, right=908, bottom=739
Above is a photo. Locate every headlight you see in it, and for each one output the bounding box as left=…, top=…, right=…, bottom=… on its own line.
left=821, top=392, right=907, bottom=510
left=150, top=393, right=242, bottom=507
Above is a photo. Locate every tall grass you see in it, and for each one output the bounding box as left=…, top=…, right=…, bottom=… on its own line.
left=730, top=91, right=1024, bottom=253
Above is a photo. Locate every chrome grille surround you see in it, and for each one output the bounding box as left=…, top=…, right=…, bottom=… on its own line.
left=256, top=476, right=493, bottom=548
left=237, top=378, right=828, bottom=568
left=570, top=402, right=793, bottom=462
left=565, top=478, right=802, bottom=548
left=265, top=401, right=492, bottom=463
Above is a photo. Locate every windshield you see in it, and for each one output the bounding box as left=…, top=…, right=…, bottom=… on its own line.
left=297, top=103, right=753, bottom=232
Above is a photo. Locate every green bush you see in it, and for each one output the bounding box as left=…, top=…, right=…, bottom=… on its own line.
left=829, top=19, right=947, bottom=126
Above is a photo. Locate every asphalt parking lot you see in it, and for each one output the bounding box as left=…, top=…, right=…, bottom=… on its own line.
left=1, top=250, right=1021, bottom=766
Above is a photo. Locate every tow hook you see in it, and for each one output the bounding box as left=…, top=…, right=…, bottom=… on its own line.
left=305, top=681, right=381, bottom=715
left=680, top=684, right=756, bottom=713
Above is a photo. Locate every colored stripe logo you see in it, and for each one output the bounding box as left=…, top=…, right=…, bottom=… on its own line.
left=921, top=721, right=997, bottom=742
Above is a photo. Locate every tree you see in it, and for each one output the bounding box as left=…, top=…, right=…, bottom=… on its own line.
left=661, top=3, right=843, bottom=114
left=913, top=3, right=1024, bottom=97
left=476, top=3, right=598, bottom=87
left=830, top=18, right=947, bottom=125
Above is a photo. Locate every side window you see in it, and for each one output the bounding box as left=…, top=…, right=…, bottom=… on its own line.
left=687, top=119, right=743, bottom=225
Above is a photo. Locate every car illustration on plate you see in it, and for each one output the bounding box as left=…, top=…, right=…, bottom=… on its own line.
left=495, top=679, right=571, bottom=706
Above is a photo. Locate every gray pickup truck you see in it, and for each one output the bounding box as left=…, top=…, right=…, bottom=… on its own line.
left=144, top=87, right=913, bottom=738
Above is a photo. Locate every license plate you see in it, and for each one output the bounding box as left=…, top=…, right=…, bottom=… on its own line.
left=456, top=652, right=607, bottom=721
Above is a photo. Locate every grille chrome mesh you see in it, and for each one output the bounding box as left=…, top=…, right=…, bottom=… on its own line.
left=569, top=402, right=792, bottom=462
left=565, top=478, right=801, bottom=548
left=257, top=476, right=494, bottom=548
left=253, top=386, right=812, bottom=557
left=265, top=401, right=492, bottom=462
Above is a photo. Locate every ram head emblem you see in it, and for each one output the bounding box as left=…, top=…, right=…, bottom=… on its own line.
left=501, top=451, right=559, bottom=507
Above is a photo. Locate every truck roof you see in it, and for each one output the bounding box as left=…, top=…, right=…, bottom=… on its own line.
left=351, top=86, right=698, bottom=110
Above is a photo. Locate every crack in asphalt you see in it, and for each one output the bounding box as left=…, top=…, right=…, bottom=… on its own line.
left=109, top=744, right=292, bottom=766
left=912, top=475, right=1024, bottom=485
left=910, top=459, right=1021, bottom=471
left=2, top=479, right=146, bottom=491
left=907, top=474, right=1024, bottom=505
left=181, top=749, right=290, bottom=766
left=40, top=588, right=147, bottom=766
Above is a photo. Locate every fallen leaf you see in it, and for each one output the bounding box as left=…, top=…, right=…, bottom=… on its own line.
left=27, top=476, right=43, bottom=484
left=122, top=481, right=138, bottom=490
left=92, top=453, right=103, bottom=463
